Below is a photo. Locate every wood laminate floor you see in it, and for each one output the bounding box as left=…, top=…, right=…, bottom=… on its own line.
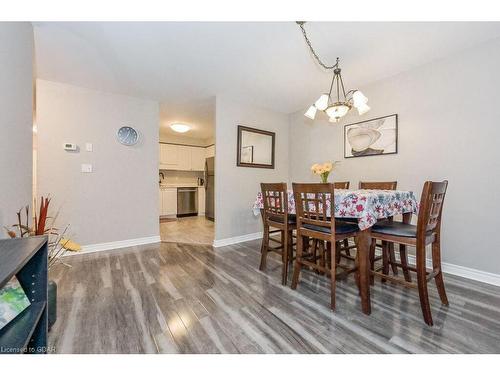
left=48, top=240, right=500, bottom=353
left=160, top=216, right=214, bottom=245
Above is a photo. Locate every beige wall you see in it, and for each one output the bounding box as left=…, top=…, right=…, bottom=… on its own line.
left=0, top=23, right=34, bottom=237
left=289, top=38, right=500, bottom=275
left=215, top=96, right=289, bottom=241
left=36, top=80, right=160, bottom=246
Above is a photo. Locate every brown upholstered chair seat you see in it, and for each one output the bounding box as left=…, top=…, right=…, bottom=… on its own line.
left=268, top=213, right=296, bottom=225
left=372, top=221, right=430, bottom=238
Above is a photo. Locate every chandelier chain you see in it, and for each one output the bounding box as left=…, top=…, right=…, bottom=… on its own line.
left=298, top=22, right=338, bottom=70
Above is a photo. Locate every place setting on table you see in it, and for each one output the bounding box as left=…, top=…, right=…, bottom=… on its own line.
left=250, top=161, right=449, bottom=326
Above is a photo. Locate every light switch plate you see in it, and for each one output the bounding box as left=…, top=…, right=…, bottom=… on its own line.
left=85, top=143, right=93, bottom=152
left=81, top=164, right=93, bottom=173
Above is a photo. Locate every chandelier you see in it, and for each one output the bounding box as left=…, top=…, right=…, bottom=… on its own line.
left=298, top=22, right=370, bottom=122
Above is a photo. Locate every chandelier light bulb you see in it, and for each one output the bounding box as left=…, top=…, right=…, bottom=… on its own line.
left=304, top=105, right=317, bottom=120
left=314, top=94, right=329, bottom=111
left=352, top=90, right=368, bottom=107
left=356, top=103, right=371, bottom=115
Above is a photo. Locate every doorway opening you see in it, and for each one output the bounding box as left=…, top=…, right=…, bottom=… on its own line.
left=158, top=98, right=215, bottom=245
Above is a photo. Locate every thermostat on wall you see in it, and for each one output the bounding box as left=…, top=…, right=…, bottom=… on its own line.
left=63, top=143, right=77, bottom=151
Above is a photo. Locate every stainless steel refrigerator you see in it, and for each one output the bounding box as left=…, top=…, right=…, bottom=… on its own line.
left=205, top=157, right=215, bottom=221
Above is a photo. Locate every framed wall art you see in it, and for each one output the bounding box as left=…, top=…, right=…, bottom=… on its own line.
left=344, top=114, right=398, bottom=158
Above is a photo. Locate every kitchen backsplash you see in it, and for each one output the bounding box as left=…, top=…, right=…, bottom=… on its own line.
left=159, top=170, right=204, bottom=185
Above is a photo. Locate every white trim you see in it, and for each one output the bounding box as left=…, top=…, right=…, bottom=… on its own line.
left=212, top=232, right=263, bottom=248
left=357, top=243, right=500, bottom=287
left=66, top=235, right=161, bottom=256
left=405, top=254, right=500, bottom=287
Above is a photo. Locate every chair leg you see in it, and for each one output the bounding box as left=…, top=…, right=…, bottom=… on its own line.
left=335, top=241, right=341, bottom=266
left=312, top=239, right=318, bottom=270
left=291, top=234, right=304, bottom=290
left=282, top=229, right=288, bottom=286
left=317, top=240, right=325, bottom=275
left=432, top=240, right=449, bottom=306
left=369, top=239, right=376, bottom=285
left=416, top=244, right=433, bottom=326
left=259, top=224, right=269, bottom=270
left=343, top=238, right=350, bottom=257
left=326, top=242, right=332, bottom=269
left=330, top=240, right=337, bottom=311
left=381, top=241, right=389, bottom=283
left=388, top=242, right=398, bottom=275
left=399, top=244, right=412, bottom=282
left=353, top=236, right=361, bottom=294
left=302, top=236, right=309, bottom=255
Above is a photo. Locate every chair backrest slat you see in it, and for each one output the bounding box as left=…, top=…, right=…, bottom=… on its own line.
left=293, top=183, right=334, bottom=231
left=417, top=181, right=448, bottom=236
left=359, top=181, right=397, bottom=190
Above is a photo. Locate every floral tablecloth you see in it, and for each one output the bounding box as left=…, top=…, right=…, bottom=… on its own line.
left=253, top=189, right=418, bottom=231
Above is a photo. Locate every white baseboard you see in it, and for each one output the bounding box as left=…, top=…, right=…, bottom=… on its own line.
left=405, top=254, right=500, bottom=287
left=66, top=235, right=161, bottom=256
left=212, top=232, right=263, bottom=248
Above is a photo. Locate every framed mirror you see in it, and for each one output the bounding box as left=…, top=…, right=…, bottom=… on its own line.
left=237, top=125, right=275, bottom=169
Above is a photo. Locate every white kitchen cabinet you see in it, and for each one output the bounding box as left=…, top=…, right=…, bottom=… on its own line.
left=191, top=147, right=206, bottom=171
left=176, top=146, right=191, bottom=171
left=159, top=144, right=178, bottom=168
left=206, top=145, right=215, bottom=158
left=198, top=187, right=206, bottom=215
left=159, top=143, right=208, bottom=171
left=160, top=187, right=177, bottom=217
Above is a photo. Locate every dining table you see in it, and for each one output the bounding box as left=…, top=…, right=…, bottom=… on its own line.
left=253, top=188, right=419, bottom=315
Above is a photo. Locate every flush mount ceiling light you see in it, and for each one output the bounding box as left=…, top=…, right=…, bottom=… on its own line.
left=170, top=123, right=191, bottom=133
left=297, top=22, right=370, bottom=123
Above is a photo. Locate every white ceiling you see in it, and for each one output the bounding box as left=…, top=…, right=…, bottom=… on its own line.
left=159, top=97, right=215, bottom=141
left=34, top=22, right=500, bottom=117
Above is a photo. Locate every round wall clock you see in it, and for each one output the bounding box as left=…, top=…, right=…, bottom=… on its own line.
left=117, top=126, right=139, bottom=146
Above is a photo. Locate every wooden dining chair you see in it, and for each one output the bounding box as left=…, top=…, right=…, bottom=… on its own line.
left=259, top=183, right=296, bottom=285
left=358, top=181, right=404, bottom=281
left=369, top=181, right=449, bottom=326
left=334, top=181, right=350, bottom=189
left=358, top=181, right=397, bottom=190
left=291, top=183, right=359, bottom=310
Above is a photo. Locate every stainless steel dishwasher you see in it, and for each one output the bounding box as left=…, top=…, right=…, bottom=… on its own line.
left=177, top=187, right=198, bottom=217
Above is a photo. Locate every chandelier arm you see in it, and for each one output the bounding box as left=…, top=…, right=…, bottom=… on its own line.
left=337, top=74, right=341, bottom=102
left=298, top=22, right=339, bottom=70
left=345, top=89, right=356, bottom=98
left=328, top=72, right=336, bottom=97
left=339, top=73, right=348, bottom=101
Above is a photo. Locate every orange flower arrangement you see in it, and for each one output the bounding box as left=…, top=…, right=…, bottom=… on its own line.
left=310, top=161, right=339, bottom=183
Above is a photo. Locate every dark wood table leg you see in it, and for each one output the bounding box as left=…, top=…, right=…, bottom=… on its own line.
left=357, top=228, right=371, bottom=315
